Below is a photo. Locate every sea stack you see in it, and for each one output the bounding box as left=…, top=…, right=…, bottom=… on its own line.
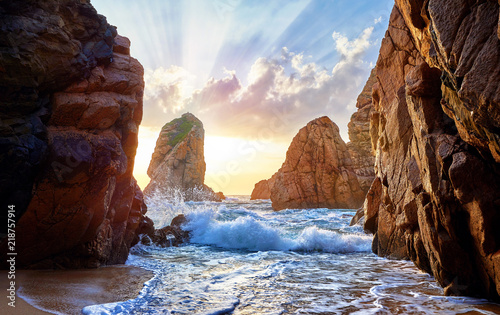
left=252, top=71, right=376, bottom=204
left=270, top=116, right=365, bottom=211
left=144, top=113, right=223, bottom=201
left=0, top=0, right=151, bottom=268
left=346, top=68, right=376, bottom=193
left=364, top=1, right=500, bottom=299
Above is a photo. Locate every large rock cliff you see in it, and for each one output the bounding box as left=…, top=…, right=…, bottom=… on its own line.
left=0, top=0, right=150, bottom=268
left=270, top=116, right=365, bottom=211
left=144, top=113, right=222, bottom=201
left=366, top=1, right=500, bottom=299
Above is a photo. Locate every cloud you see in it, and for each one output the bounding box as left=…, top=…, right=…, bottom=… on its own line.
left=190, top=26, right=376, bottom=141
left=190, top=69, right=241, bottom=110
left=141, top=25, right=377, bottom=142
left=141, top=66, right=195, bottom=127
left=331, top=26, right=373, bottom=71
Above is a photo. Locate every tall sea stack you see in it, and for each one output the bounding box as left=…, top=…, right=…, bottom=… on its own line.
left=269, top=116, right=365, bottom=211
left=144, top=113, right=223, bottom=201
left=251, top=70, right=377, bottom=208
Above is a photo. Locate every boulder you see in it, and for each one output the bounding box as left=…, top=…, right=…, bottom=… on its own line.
left=149, top=214, right=190, bottom=247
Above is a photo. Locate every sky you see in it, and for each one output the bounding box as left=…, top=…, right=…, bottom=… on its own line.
left=92, top=0, right=394, bottom=195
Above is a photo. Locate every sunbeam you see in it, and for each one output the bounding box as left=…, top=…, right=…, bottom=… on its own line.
left=92, top=0, right=393, bottom=194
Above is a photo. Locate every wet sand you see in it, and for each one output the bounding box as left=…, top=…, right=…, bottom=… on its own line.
left=0, top=265, right=153, bottom=314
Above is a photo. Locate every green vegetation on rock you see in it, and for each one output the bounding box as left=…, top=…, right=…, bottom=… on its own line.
left=162, top=116, right=202, bottom=147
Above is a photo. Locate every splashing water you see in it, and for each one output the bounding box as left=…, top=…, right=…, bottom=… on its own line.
left=83, top=196, right=500, bottom=314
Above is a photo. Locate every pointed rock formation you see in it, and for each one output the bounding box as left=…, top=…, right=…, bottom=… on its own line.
left=366, top=1, right=500, bottom=300
left=252, top=71, right=376, bottom=203
left=270, top=116, right=365, bottom=211
left=0, top=0, right=151, bottom=268
left=144, top=113, right=223, bottom=201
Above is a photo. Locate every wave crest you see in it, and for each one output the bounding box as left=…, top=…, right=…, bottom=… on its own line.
left=183, top=209, right=372, bottom=253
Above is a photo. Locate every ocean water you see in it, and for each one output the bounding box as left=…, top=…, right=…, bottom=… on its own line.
left=83, top=197, right=500, bottom=314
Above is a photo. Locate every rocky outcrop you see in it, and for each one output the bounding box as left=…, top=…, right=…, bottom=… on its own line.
left=250, top=174, right=277, bottom=200
left=252, top=72, right=376, bottom=202
left=270, top=116, right=365, bottom=210
left=347, top=69, right=377, bottom=193
left=0, top=1, right=151, bottom=268
left=366, top=1, right=500, bottom=300
left=142, top=214, right=190, bottom=248
left=144, top=113, right=223, bottom=201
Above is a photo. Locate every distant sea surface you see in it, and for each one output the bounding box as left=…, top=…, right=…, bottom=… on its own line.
left=83, top=196, right=500, bottom=314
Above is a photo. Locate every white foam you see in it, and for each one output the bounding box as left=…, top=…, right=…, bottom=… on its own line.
left=184, top=209, right=372, bottom=253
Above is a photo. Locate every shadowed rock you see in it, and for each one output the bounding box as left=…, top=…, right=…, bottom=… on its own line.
left=346, top=68, right=377, bottom=194
left=0, top=1, right=152, bottom=268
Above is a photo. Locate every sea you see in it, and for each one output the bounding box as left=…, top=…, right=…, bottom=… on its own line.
left=83, top=196, right=500, bottom=314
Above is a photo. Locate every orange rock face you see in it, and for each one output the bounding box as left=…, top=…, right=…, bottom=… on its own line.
left=367, top=2, right=500, bottom=299
left=145, top=113, right=222, bottom=201
left=250, top=174, right=277, bottom=200
left=253, top=72, right=376, bottom=204
left=270, top=116, right=365, bottom=211
left=347, top=68, right=377, bottom=193
left=0, top=1, right=150, bottom=268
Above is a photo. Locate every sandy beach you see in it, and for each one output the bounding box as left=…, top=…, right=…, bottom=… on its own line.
left=0, top=265, right=153, bottom=314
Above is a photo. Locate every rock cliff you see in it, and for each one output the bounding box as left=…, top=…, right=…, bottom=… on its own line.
left=252, top=72, right=376, bottom=203
left=0, top=0, right=151, bottom=268
left=347, top=69, right=377, bottom=193
left=144, top=113, right=223, bottom=201
left=366, top=1, right=500, bottom=299
left=270, top=116, right=365, bottom=211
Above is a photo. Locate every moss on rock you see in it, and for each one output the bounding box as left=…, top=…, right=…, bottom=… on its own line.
left=161, top=115, right=202, bottom=147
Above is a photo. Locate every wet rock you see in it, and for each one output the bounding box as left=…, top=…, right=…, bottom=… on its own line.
left=152, top=214, right=190, bottom=247
left=349, top=207, right=364, bottom=226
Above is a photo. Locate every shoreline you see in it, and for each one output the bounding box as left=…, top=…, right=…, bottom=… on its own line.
left=0, top=265, right=153, bottom=314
